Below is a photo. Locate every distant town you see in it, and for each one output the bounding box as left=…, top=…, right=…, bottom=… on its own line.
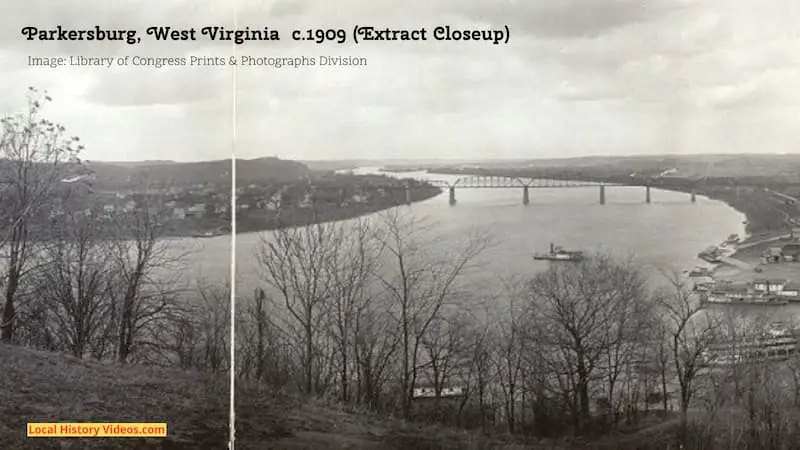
left=58, top=169, right=440, bottom=237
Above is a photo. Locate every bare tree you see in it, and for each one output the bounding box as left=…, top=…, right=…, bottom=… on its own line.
left=0, top=88, right=84, bottom=342
left=111, top=189, right=187, bottom=363
left=420, top=311, right=471, bottom=414
left=461, top=314, right=493, bottom=430
left=353, top=303, right=399, bottom=410
left=38, top=205, right=114, bottom=358
left=256, top=220, right=341, bottom=395
left=525, top=254, right=648, bottom=433
left=491, top=279, right=527, bottom=432
left=374, top=209, right=490, bottom=414
left=711, top=313, right=796, bottom=448
left=324, top=217, right=382, bottom=402
left=194, top=281, right=231, bottom=372
left=656, top=268, right=720, bottom=445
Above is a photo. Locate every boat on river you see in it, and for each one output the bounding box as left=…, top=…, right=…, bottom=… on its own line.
left=698, top=246, right=724, bottom=263
left=533, top=243, right=584, bottom=262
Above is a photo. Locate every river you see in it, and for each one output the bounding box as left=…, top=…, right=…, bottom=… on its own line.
left=230, top=168, right=747, bottom=300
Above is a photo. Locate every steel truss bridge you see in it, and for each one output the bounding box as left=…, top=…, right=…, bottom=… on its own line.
left=423, top=175, right=600, bottom=189
left=412, top=175, right=696, bottom=206
left=308, top=175, right=699, bottom=206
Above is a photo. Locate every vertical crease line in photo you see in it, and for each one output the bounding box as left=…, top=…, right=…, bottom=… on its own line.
left=228, top=1, right=239, bottom=449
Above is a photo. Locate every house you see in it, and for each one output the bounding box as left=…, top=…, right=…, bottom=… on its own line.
left=173, top=207, right=187, bottom=220
left=780, top=281, right=800, bottom=299
left=782, top=243, right=800, bottom=262
left=186, top=203, right=205, bottom=218
left=753, top=278, right=787, bottom=294
left=792, top=227, right=800, bottom=240
left=299, top=192, right=313, bottom=209
left=351, top=193, right=368, bottom=204
left=764, top=247, right=783, bottom=263
left=264, top=191, right=283, bottom=211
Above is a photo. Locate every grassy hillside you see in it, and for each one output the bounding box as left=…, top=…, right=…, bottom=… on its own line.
left=0, top=344, right=543, bottom=449
left=0, top=344, right=227, bottom=449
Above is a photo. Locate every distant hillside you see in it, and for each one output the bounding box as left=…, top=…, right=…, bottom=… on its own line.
left=516, top=154, right=800, bottom=180
left=299, top=159, right=493, bottom=171
left=235, top=157, right=310, bottom=185
left=88, top=157, right=310, bottom=191
left=386, top=154, right=800, bottom=182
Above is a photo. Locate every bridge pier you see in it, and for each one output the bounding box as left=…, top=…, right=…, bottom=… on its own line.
left=690, top=190, right=696, bottom=203
left=449, top=186, right=456, bottom=205
left=599, top=185, right=606, bottom=205
left=522, top=186, right=530, bottom=205
left=405, top=185, right=412, bottom=205
left=645, top=185, right=651, bottom=204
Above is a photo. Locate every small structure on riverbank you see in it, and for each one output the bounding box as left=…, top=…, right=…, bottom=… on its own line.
left=782, top=243, right=800, bottom=261
left=764, top=247, right=783, bottom=263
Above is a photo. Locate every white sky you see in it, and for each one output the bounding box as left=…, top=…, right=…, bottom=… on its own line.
left=1, top=0, right=799, bottom=162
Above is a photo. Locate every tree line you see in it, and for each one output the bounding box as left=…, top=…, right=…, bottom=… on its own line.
left=240, top=209, right=800, bottom=448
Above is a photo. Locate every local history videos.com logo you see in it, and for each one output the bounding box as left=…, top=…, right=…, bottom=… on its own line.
left=27, top=422, right=167, bottom=438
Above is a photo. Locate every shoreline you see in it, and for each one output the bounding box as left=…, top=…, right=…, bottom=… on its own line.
left=162, top=187, right=442, bottom=238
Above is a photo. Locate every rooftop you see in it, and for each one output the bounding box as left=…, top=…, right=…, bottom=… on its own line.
left=784, top=281, right=800, bottom=291
left=753, top=278, right=787, bottom=284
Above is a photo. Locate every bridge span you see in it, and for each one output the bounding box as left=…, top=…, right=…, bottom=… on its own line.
left=419, top=175, right=697, bottom=206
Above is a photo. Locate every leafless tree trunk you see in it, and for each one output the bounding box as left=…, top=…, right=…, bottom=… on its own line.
left=491, top=278, right=527, bottom=432
left=195, top=281, right=230, bottom=372
left=656, top=268, right=720, bottom=446
left=353, top=304, right=399, bottom=410
left=525, top=253, right=648, bottom=434
left=466, top=317, right=492, bottom=430
left=0, top=88, right=84, bottom=342
left=38, top=204, right=114, bottom=358
left=112, top=188, right=187, bottom=364
left=420, top=311, right=470, bottom=419
left=374, top=209, right=490, bottom=415
left=324, top=217, right=382, bottom=403
left=256, top=219, right=341, bottom=395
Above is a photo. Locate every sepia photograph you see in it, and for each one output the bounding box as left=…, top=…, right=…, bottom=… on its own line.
left=4, top=0, right=800, bottom=449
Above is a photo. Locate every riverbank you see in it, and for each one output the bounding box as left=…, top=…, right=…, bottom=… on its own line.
left=169, top=186, right=441, bottom=237
left=235, top=186, right=441, bottom=235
